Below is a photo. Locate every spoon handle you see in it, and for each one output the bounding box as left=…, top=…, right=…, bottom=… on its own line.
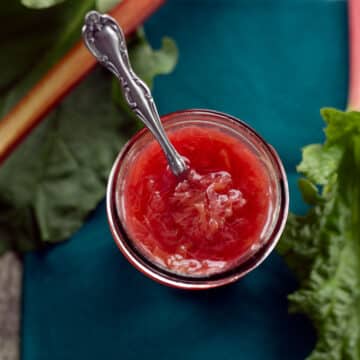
left=82, top=11, right=187, bottom=176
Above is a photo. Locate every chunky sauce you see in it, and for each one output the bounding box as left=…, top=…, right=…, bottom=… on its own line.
left=120, top=126, right=271, bottom=276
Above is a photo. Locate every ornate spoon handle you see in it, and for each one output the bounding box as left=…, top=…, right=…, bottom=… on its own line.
left=82, top=11, right=187, bottom=176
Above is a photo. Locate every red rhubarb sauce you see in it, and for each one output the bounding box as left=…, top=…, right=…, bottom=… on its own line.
left=120, top=126, right=271, bottom=276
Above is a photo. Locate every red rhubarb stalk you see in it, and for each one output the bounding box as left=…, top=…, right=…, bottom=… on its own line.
left=0, top=0, right=164, bottom=164
left=348, top=0, right=360, bottom=110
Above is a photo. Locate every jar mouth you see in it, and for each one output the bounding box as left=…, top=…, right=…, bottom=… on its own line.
left=107, top=109, right=289, bottom=289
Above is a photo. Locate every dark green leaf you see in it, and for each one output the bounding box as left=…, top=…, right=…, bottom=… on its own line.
left=0, top=0, right=94, bottom=97
left=0, top=69, right=129, bottom=251
left=0, top=3, right=178, bottom=254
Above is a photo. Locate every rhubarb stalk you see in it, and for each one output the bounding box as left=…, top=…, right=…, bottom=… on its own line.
left=348, top=0, right=360, bottom=110
left=0, top=0, right=164, bottom=164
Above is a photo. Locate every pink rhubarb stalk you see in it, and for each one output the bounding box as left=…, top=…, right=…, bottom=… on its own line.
left=348, top=0, right=360, bottom=110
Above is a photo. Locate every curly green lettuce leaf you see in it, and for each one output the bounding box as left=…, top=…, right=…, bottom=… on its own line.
left=278, top=108, right=360, bottom=360
left=0, top=3, right=177, bottom=254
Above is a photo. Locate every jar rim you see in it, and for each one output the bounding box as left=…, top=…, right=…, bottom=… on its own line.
left=107, top=109, right=289, bottom=290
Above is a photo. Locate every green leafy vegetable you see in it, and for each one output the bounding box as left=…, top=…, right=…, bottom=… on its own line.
left=127, top=29, right=178, bottom=88
left=0, top=0, right=95, bottom=115
left=96, top=0, right=121, bottom=12
left=21, top=0, right=66, bottom=9
left=112, top=29, right=178, bottom=127
left=0, top=1, right=178, bottom=254
left=0, top=1, right=84, bottom=95
left=278, top=108, right=360, bottom=360
left=0, top=69, right=128, bottom=253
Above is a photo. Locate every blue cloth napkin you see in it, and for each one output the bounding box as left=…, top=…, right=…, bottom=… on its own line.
left=22, top=1, right=347, bottom=359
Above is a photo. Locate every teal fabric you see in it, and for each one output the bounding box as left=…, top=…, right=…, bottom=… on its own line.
left=22, top=1, right=347, bottom=359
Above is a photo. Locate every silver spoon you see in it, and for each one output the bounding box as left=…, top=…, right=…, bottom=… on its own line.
left=82, top=11, right=187, bottom=177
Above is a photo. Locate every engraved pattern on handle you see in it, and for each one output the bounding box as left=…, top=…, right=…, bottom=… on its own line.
left=82, top=11, right=187, bottom=176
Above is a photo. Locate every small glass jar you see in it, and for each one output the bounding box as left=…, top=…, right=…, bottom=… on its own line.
left=107, top=109, right=289, bottom=289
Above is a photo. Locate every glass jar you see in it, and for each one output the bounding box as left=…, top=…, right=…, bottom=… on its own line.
left=107, top=109, right=289, bottom=289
